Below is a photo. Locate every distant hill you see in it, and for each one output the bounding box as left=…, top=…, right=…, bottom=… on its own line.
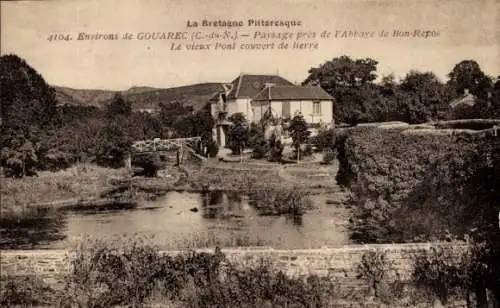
left=54, top=83, right=224, bottom=111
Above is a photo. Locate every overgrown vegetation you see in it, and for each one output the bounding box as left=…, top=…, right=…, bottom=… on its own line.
left=1, top=242, right=337, bottom=307
left=248, top=188, right=312, bottom=216
left=0, top=54, right=216, bottom=177
left=337, top=126, right=498, bottom=243
left=337, top=124, right=500, bottom=305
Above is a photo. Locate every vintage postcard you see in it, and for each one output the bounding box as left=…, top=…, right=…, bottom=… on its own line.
left=1, top=0, right=499, bottom=306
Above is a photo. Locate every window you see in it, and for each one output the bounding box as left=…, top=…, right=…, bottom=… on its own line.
left=313, top=101, right=321, bottom=115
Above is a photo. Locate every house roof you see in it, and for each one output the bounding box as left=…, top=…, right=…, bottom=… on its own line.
left=226, top=74, right=294, bottom=99
left=449, top=92, right=478, bottom=108
left=252, top=85, right=334, bottom=101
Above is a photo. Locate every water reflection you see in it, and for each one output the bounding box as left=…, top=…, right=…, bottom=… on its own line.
left=0, top=209, right=67, bottom=249
left=2, top=190, right=350, bottom=250
left=201, top=190, right=245, bottom=219
left=287, top=214, right=303, bottom=226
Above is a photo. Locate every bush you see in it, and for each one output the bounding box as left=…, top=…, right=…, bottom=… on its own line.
left=412, top=245, right=473, bottom=305
left=248, top=188, right=312, bottom=216
left=207, top=141, right=219, bottom=158
left=356, top=250, right=400, bottom=302
left=267, top=134, right=284, bottom=162
left=0, top=276, right=59, bottom=307
left=7, top=240, right=337, bottom=307
left=132, top=153, right=161, bottom=177
left=322, top=148, right=335, bottom=165
left=312, top=128, right=336, bottom=151
left=62, top=240, right=226, bottom=307
left=187, top=261, right=335, bottom=308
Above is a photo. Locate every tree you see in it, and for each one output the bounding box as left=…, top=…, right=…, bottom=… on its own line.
left=171, top=103, right=214, bottom=145
left=303, top=55, right=378, bottom=90
left=227, top=113, right=249, bottom=155
left=267, top=133, right=284, bottom=162
left=0, top=54, right=59, bottom=176
left=249, top=123, right=267, bottom=159
left=447, top=60, right=493, bottom=100
left=94, top=118, right=133, bottom=168
left=106, top=93, right=132, bottom=118
left=288, top=113, right=310, bottom=161
left=159, top=101, right=193, bottom=130
left=397, top=70, right=450, bottom=123
left=303, top=56, right=382, bottom=124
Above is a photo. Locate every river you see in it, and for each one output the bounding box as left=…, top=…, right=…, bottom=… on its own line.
left=1, top=190, right=350, bottom=250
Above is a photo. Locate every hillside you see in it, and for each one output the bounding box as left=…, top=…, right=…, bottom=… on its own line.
left=54, top=83, right=224, bottom=110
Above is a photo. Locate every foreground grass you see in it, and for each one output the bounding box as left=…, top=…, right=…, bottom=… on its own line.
left=1, top=163, right=128, bottom=210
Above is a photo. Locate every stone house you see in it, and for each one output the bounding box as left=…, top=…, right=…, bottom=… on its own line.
left=209, top=74, right=334, bottom=147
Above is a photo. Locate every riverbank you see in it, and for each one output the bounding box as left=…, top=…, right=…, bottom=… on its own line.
left=2, top=158, right=340, bottom=212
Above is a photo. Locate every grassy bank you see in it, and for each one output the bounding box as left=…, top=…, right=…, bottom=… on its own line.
left=1, top=164, right=129, bottom=209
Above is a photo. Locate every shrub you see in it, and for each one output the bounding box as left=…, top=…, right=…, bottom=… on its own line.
left=412, top=245, right=473, bottom=305
left=62, top=240, right=226, bottom=307
left=11, top=240, right=336, bottom=307
left=267, top=134, right=284, bottom=162
left=312, top=128, right=336, bottom=151
left=0, top=275, right=59, bottom=307
left=356, top=250, right=395, bottom=301
left=322, top=148, right=335, bottom=165
left=247, top=188, right=312, bottom=216
left=184, top=260, right=336, bottom=308
left=132, top=153, right=161, bottom=177
left=207, top=141, right=219, bottom=158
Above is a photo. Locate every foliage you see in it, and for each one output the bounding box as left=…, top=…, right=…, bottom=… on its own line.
left=227, top=113, right=249, bottom=155
left=337, top=127, right=500, bottom=243
left=447, top=60, right=493, bottom=100
left=396, top=70, right=451, bottom=123
left=266, top=133, right=284, bottom=162
left=159, top=100, right=194, bottom=129
left=2, top=241, right=334, bottom=307
left=249, top=123, right=266, bottom=158
left=172, top=103, right=215, bottom=144
left=106, top=93, right=132, bottom=118
left=288, top=113, right=310, bottom=154
left=303, top=55, right=378, bottom=90
left=322, top=148, right=335, bottom=165
left=206, top=140, right=219, bottom=158
left=0, top=54, right=58, bottom=176
left=0, top=276, right=60, bottom=307
left=356, top=250, right=397, bottom=301
left=311, top=127, right=336, bottom=151
left=94, top=116, right=133, bottom=168
left=412, top=245, right=473, bottom=305
left=248, top=188, right=312, bottom=216
left=303, top=55, right=385, bottom=124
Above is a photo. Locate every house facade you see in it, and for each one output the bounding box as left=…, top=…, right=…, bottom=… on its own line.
left=209, top=74, right=335, bottom=147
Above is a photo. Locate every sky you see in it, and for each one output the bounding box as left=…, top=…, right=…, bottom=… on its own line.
left=1, top=0, right=499, bottom=90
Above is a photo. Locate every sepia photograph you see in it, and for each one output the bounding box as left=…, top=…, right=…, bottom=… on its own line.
left=0, top=0, right=499, bottom=306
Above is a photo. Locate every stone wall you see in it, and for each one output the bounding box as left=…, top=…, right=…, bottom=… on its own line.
left=1, top=242, right=466, bottom=289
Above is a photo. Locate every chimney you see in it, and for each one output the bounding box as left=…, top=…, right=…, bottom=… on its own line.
left=464, top=88, right=470, bottom=95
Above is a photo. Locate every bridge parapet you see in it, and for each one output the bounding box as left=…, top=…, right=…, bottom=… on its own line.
left=132, top=137, right=201, bottom=153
